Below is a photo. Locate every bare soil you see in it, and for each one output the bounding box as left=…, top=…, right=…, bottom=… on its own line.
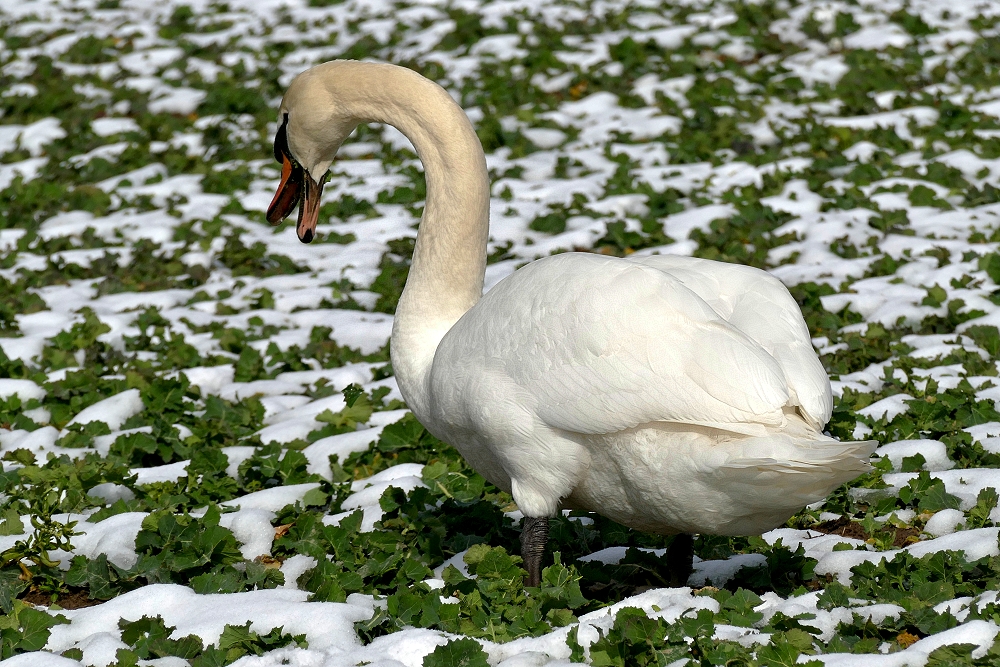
left=21, top=588, right=103, bottom=609
left=811, top=517, right=922, bottom=548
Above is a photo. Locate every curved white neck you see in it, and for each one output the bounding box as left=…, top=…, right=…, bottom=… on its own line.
left=302, top=62, right=489, bottom=417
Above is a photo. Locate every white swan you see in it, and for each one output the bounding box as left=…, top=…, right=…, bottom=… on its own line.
left=267, top=60, right=875, bottom=586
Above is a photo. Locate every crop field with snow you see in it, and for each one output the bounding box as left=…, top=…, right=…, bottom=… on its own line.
left=3, top=0, right=1000, bottom=665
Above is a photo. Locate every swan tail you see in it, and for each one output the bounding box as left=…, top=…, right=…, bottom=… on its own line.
left=717, top=438, right=877, bottom=505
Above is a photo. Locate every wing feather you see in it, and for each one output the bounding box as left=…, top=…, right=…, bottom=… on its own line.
left=634, top=255, right=833, bottom=428
left=438, top=253, right=798, bottom=436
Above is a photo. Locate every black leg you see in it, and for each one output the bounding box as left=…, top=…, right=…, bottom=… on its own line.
left=520, top=516, right=549, bottom=587
left=666, top=533, right=694, bottom=587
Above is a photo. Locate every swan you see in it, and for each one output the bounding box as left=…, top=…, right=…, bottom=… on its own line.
left=266, top=60, right=875, bottom=586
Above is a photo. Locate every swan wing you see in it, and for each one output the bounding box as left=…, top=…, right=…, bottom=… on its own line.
left=442, top=253, right=795, bottom=436
left=632, top=255, right=833, bottom=429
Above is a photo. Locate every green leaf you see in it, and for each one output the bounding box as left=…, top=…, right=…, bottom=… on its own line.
left=343, top=383, right=364, bottom=407
left=462, top=543, right=493, bottom=569
left=0, top=509, right=24, bottom=537
left=14, top=602, right=68, bottom=652
left=716, top=587, right=764, bottom=627
left=966, top=325, right=1000, bottom=358
left=117, top=614, right=200, bottom=660
left=901, top=453, right=927, bottom=472
left=189, top=570, right=242, bottom=594
left=388, top=590, right=424, bottom=625
left=917, top=481, right=962, bottom=512
left=422, top=638, right=489, bottom=667
left=302, top=559, right=348, bottom=603
left=301, top=486, right=328, bottom=507
left=441, top=564, right=467, bottom=587
left=967, top=487, right=999, bottom=529
left=545, top=608, right=577, bottom=627
left=190, top=645, right=228, bottom=667
left=65, top=554, right=117, bottom=600
left=400, top=557, right=433, bottom=583
left=912, top=581, right=956, bottom=606
left=816, top=581, right=851, bottom=611
left=679, top=608, right=715, bottom=639
left=922, top=285, right=947, bottom=308
left=0, top=570, right=28, bottom=614
left=111, top=648, right=140, bottom=667
left=756, top=638, right=802, bottom=667
left=471, top=546, right=518, bottom=580
left=981, top=254, right=1000, bottom=285
left=378, top=414, right=432, bottom=451
left=538, top=554, right=588, bottom=610
left=925, top=643, right=978, bottom=665
left=566, top=625, right=586, bottom=662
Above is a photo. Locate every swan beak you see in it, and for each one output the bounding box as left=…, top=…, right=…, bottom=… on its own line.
left=266, top=155, right=303, bottom=225
left=296, top=171, right=324, bottom=244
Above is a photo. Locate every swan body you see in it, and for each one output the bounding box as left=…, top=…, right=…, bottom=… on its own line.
left=425, top=251, right=870, bottom=533
left=267, top=60, right=874, bottom=577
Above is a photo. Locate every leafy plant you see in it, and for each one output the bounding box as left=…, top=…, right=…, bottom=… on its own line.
left=0, top=600, right=68, bottom=659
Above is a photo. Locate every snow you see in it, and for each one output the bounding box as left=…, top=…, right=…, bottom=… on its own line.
left=303, top=427, right=386, bottom=480
left=857, top=394, right=914, bottom=422
left=689, top=554, right=768, bottom=588
left=0, top=379, right=45, bottom=401
left=843, top=24, right=913, bottom=50
left=220, top=508, right=278, bottom=560
left=0, top=654, right=83, bottom=667
left=221, top=483, right=321, bottom=512
left=883, top=470, right=1000, bottom=509
left=72, top=513, right=148, bottom=569
left=875, top=439, right=954, bottom=472
left=3, top=0, right=1000, bottom=664
left=339, top=464, right=427, bottom=527
left=64, top=389, right=144, bottom=431
left=46, top=586, right=373, bottom=653
left=91, top=118, right=141, bottom=137
left=924, top=509, right=966, bottom=537
left=18, top=118, right=66, bottom=156
left=132, top=460, right=189, bottom=485
left=148, top=87, right=207, bottom=114
left=906, top=620, right=1000, bottom=660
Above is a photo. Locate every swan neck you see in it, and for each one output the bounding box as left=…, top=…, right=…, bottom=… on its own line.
left=329, top=64, right=489, bottom=415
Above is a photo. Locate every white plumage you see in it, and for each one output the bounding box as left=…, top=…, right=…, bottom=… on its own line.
left=267, top=60, right=874, bottom=572
left=427, top=251, right=870, bottom=532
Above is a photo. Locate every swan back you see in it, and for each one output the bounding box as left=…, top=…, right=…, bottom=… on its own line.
left=431, top=253, right=801, bottom=438
left=631, top=255, right=833, bottom=428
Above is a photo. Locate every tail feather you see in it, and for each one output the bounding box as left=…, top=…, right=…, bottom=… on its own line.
left=716, top=438, right=877, bottom=505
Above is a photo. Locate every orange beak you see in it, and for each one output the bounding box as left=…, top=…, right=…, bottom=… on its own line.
left=268, top=113, right=324, bottom=244
left=266, top=155, right=324, bottom=244
left=266, top=154, right=302, bottom=225
left=296, top=170, right=324, bottom=244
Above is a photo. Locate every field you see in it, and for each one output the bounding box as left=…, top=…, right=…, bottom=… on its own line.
left=2, top=0, right=1000, bottom=664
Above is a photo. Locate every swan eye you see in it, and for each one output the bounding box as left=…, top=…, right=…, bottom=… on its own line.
left=273, top=113, right=297, bottom=165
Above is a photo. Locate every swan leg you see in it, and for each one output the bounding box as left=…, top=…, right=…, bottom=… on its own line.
left=520, top=516, right=549, bottom=587
left=666, top=533, right=694, bottom=587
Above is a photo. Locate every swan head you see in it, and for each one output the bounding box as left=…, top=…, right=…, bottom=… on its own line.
left=266, top=63, right=360, bottom=243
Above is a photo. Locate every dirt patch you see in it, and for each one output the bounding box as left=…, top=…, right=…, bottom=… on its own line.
left=812, top=517, right=870, bottom=540
left=21, top=588, right=103, bottom=610
left=811, top=518, right=923, bottom=548
left=891, top=526, right=922, bottom=547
